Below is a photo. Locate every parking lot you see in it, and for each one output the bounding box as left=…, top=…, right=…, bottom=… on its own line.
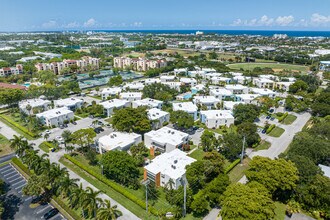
left=0, top=163, right=65, bottom=220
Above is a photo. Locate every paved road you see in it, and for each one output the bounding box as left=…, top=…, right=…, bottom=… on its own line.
left=0, top=163, right=66, bottom=220
left=0, top=119, right=140, bottom=220
left=0, top=153, right=15, bottom=164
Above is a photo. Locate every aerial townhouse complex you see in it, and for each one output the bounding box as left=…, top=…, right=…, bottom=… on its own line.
left=35, top=56, right=100, bottom=75
left=113, top=57, right=167, bottom=71
left=0, top=64, right=23, bottom=77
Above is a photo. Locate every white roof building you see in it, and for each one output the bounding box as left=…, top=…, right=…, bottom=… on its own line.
left=210, top=88, right=233, bottom=101
left=132, top=98, right=163, bottom=109
left=144, top=149, right=196, bottom=189
left=188, top=70, right=207, bottom=78
left=204, top=72, right=223, bottom=79
left=253, top=78, right=275, bottom=89
left=144, top=127, right=190, bottom=153
left=161, top=82, right=181, bottom=91
left=191, top=84, right=205, bottom=91
left=144, top=78, right=161, bottom=85
left=123, top=82, right=145, bottom=91
left=225, top=84, right=249, bottom=94
left=211, top=76, right=232, bottom=85
left=36, top=107, right=74, bottom=127
left=223, top=101, right=244, bottom=111
left=318, top=164, right=330, bottom=179
left=54, top=98, right=84, bottom=111
left=180, top=77, right=197, bottom=86
left=250, top=88, right=276, bottom=97
left=235, top=94, right=260, bottom=104
left=120, top=92, right=143, bottom=102
left=193, top=96, right=220, bottom=109
left=275, top=81, right=294, bottom=92
left=147, top=108, right=170, bottom=129
left=19, top=98, right=51, bottom=115
left=97, top=132, right=142, bottom=153
left=174, top=68, right=188, bottom=75
left=200, top=110, right=234, bottom=128
left=100, top=99, right=130, bottom=117
left=172, top=102, right=198, bottom=120
left=160, top=75, right=176, bottom=82
left=101, top=87, right=122, bottom=100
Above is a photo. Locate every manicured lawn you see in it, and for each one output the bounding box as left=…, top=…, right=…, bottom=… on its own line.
left=0, top=134, right=12, bottom=157
left=254, top=140, right=271, bottom=151
left=274, top=202, right=286, bottom=220
left=210, top=125, right=237, bottom=135
left=227, top=62, right=308, bottom=73
left=268, top=127, right=285, bottom=137
left=188, top=148, right=205, bottom=161
left=228, top=158, right=251, bottom=183
left=281, top=114, right=297, bottom=125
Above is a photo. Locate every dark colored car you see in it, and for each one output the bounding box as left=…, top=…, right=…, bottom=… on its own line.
left=270, top=117, right=275, bottom=121
left=262, top=129, right=266, bottom=134
left=59, top=124, right=65, bottom=129
left=43, top=208, right=59, bottom=219
left=94, top=127, right=104, bottom=134
left=266, top=115, right=271, bottom=120
left=72, top=121, right=77, bottom=125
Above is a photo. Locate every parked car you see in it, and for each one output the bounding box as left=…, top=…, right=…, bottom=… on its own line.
left=43, top=208, right=59, bottom=219
left=72, top=121, right=77, bottom=125
left=266, top=115, right=271, bottom=120
left=94, top=127, right=104, bottom=134
left=270, top=117, right=275, bottom=121
left=45, top=130, right=51, bottom=134
left=262, top=129, right=266, bottom=134
left=59, top=124, right=65, bottom=129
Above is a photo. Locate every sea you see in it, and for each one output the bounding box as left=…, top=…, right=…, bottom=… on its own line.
left=94, top=30, right=330, bottom=37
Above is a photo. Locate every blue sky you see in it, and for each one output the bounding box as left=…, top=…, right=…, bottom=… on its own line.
left=1, top=0, right=330, bottom=31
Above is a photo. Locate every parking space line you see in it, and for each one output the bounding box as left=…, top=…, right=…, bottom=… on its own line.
left=15, top=183, right=27, bottom=191
left=11, top=179, right=26, bottom=187
left=4, top=171, right=16, bottom=177
left=8, top=176, right=23, bottom=184
left=0, top=164, right=11, bottom=171
left=0, top=166, right=13, bottom=173
left=24, top=196, right=32, bottom=202
left=36, top=205, right=51, bottom=214
left=2, top=169, right=15, bottom=175
left=6, top=174, right=20, bottom=180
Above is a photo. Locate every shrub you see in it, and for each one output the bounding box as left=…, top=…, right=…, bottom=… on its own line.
left=276, top=112, right=284, bottom=117
left=224, top=159, right=241, bottom=174
left=266, top=124, right=275, bottom=134
left=12, top=157, right=31, bottom=176
left=0, top=114, right=37, bottom=138
left=51, top=197, right=81, bottom=220
left=278, top=112, right=288, bottom=122
left=64, top=155, right=158, bottom=216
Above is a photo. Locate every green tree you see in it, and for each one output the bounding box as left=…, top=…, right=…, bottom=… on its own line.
left=204, top=173, right=230, bottom=207
left=233, top=103, right=260, bottom=125
left=101, top=151, right=140, bottom=188
left=61, top=130, right=72, bottom=147
left=81, top=187, right=103, bottom=218
left=190, top=190, right=209, bottom=216
left=220, top=183, right=275, bottom=220
left=108, top=75, right=123, bottom=86
left=71, top=128, right=96, bottom=148
left=185, top=161, right=206, bottom=193
left=142, top=83, right=178, bottom=102
left=237, top=122, right=260, bottom=147
left=170, top=110, right=194, bottom=129
left=200, top=130, right=217, bottom=151
left=289, top=80, right=308, bottom=93
left=56, top=176, right=79, bottom=198
left=97, top=200, right=123, bottom=220
left=219, top=132, right=243, bottom=161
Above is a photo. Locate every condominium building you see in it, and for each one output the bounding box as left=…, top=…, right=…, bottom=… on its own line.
left=19, top=98, right=51, bottom=115
left=123, top=82, right=145, bottom=91
left=36, top=107, right=74, bottom=127
left=253, top=78, right=275, bottom=89
left=200, top=110, right=234, bottom=128
left=143, top=149, right=196, bottom=189
left=161, top=82, right=182, bottom=91
left=113, top=57, right=167, bottom=72
left=99, top=99, right=131, bottom=117
left=275, top=81, right=294, bottom=92
left=147, top=108, right=170, bottom=129
left=235, top=94, right=260, bottom=104
left=210, top=88, right=233, bottom=101
left=54, top=98, right=84, bottom=111
left=172, top=102, right=198, bottom=120
left=132, top=98, right=163, bottom=109
left=101, top=87, right=122, bottom=100
left=144, top=78, right=161, bottom=85
left=0, top=64, right=23, bottom=77
left=160, top=75, right=176, bottom=82
left=144, top=127, right=190, bottom=153
left=225, top=84, right=249, bottom=94
left=193, top=96, right=220, bottom=110
left=180, top=77, right=197, bottom=86
left=97, top=132, right=142, bottom=153
left=119, top=92, right=143, bottom=102
left=223, top=101, right=245, bottom=111
left=250, top=88, right=276, bottom=98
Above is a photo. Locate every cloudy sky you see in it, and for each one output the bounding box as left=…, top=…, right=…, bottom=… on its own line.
left=1, top=0, right=330, bottom=31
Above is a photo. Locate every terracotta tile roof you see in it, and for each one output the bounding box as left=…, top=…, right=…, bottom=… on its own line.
left=0, top=83, right=27, bottom=90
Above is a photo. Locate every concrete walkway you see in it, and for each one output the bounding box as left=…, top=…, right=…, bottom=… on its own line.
left=0, top=120, right=140, bottom=220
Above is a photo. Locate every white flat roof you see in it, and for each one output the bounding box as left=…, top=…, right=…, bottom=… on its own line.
left=148, top=108, right=169, bottom=120
left=100, top=99, right=129, bottom=109
left=101, top=87, right=122, bottom=94
left=210, top=88, right=233, bottom=96
left=193, top=95, right=219, bottom=103
left=236, top=94, right=260, bottom=100
left=180, top=78, right=197, bottom=83
left=318, top=164, right=330, bottom=178
left=123, top=82, right=144, bottom=89
left=120, top=92, right=142, bottom=99
left=192, top=84, right=205, bottom=91
left=251, top=88, right=276, bottom=95
left=145, top=127, right=189, bottom=147
left=98, top=132, right=141, bottom=151
left=200, top=110, right=234, bottom=119
left=172, top=102, right=198, bottom=113
left=145, top=149, right=196, bottom=179
left=19, top=98, right=51, bottom=109
left=36, top=107, right=72, bottom=119
left=255, top=78, right=274, bottom=83
left=55, top=98, right=83, bottom=107
left=145, top=78, right=161, bottom=83
left=223, top=101, right=244, bottom=109
left=133, top=98, right=163, bottom=108
left=160, top=75, right=176, bottom=80
left=225, top=84, right=248, bottom=90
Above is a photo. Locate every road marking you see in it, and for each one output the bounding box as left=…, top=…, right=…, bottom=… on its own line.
left=0, top=165, right=12, bottom=172
left=2, top=169, right=15, bottom=175
left=11, top=179, right=26, bottom=187
left=15, top=183, right=27, bottom=190
left=6, top=174, right=20, bottom=180
left=4, top=171, right=17, bottom=178
left=24, top=196, right=32, bottom=202
left=36, top=205, right=51, bottom=214
left=8, top=176, right=23, bottom=184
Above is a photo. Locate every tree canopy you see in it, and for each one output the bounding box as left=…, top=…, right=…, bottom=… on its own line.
left=142, top=83, right=178, bottom=102
left=170, top=110, right=194, bottom=129
left=233, top=103, right=260, bottom=125
left=108, top=75, right=123, bottom=87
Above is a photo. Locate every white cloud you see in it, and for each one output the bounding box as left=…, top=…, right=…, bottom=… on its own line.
left=42, top=20, right=58, bottom=28
left=310, top=13, right=330, bottom=25
left=65, top=21, right=80, bottom=29
left=258, top=15, right=274, bottom=26
left=83, top=18, right=96, bottom=27
left=132, top=22, right=142, bottom=27
left=276, top=15, right=295, bottom=26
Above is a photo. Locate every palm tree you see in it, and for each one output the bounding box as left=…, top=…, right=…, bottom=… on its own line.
left=69, top=183, right=85, bottom=209
left=61, top=130, right=72, bottom=147
left=36, top=158, right=51, bottom=175
left=97, top=200, right=122, bottom=220
left=48, top=163, right=69, bottom=190
left=81, top=187, right=103, bottom=218
left=44, top=133, right=50, bottom=141
left=10, top=135, right=24, bottom=153
left=56, top=176, right=79, bottom=198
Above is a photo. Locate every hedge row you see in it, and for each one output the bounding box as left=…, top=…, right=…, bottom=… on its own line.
left=278, top=112, right=288, bottom=122
left=0, top=114, right=37, bottom=138
left=266, top=124, right=276, bottom=134
left=11, top=157, right=80, bottom=220
left=64, top=154, right=158, bottom=216
left=224, top=158, right=241, bottom=174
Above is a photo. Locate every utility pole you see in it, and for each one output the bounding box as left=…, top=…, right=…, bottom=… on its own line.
left=241, top=136, right=246, bottom=164
left=180, top=178, right=187, bottom=217
left=142, top=179, right=150, bottom=217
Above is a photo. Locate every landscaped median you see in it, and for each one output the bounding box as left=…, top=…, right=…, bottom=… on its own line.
left=62, top=154, right=159, bottom=218
left=38, top=141, right=56, bottom=153
left=0, top=114, right=37, bottom=139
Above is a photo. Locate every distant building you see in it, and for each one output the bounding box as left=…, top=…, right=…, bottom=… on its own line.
left=319, top=61, right=330, bottom=71
left=253, top=78, right=275, bottom=89
left=119, top=92, right=143, bottom=102
left=99, top=99, right=130, bottom=117
left=172, top=102, right=198, bottom=120
left=113, top=57, right=167, bottom=72
left=144, top=149, right=196, bottom=189
left=123, top=82, right=145, bottom=91
left=223, top=101, right=244, bottom=111
left=54, top=98, right=84, bottom=111
left=275, top=81, right=294, bottom=92
left=235, top=94, right=260, bottom=104
left=210, top=88, right=233, bottom=101
left=180, top=77, right=197, bottom=86
left=196, top=31, right=204, bottom=35
left=19, top=98, right=51, bottom=115
left=193, top=96, right=220, bottom=110
left=200, top=110, right=234, bottom=128
left=225, top=84, right=249, bottom=94
left=0, top=82, right=27, bottom=91
left=0, top=64, right=23, bottom=77
left=132, top=98, right=163, bottom=109
left=36, top=107, right=74, bottom=127
left=101, top=87, right=122, bottom=100
left=97, top=132, right=142, bottom=153
left=147, top=108, right=170, bottom=129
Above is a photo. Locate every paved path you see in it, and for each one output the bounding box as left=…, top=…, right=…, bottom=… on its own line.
left=0, top=119, right=140, bottom=220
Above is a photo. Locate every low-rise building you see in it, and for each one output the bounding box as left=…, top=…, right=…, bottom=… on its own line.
left=97, top=132, right=142, bottom=153
left=144, top=127, right=190, bottom=153
left=172, top=102, right=198, bottom=120
left=114, top=57, right=167, bottom=72
left=144, top=78, right=161, bottom=85
left=161, top=82, right=181, bottom=91
left=250, top=88, right=276, bottom=98
left=132, top=98, right=163, bottom=109
left=101, top=87, right=122, bottom=100
left=148, top=108, right=170, bottom=129
left=211, top=76, right=231, bottom=85
left=225, top=84, right=249, bottom=94
left=160, top=75, right=176, bottom=82
left=119, top=92, right=143, bottom=102
left=275, top=81, right=294, bottom=92
left=235, top=94, right=260, bottom=104
left=223, top=101, right=244, bottom=111
left=123, top=82, right=145, bottom=91
left=100, top=99, right=130, bottom=117
left=36, top=107, right=74, bottom=127
left=0, top=64, right=23, bottom=77
left=143, top=149, right=196, bottom=189
left=210, top=88, right=233, bottom=101
left=180, top=78, right=197, bottom=86
left=19, top=98, right=51, bottom=115
left=193, top=96, right=220, bottom=109
left=200, top=110, right=234, bottom=128
left=253, top=78, right=275, bottom=89
left=54, top=98, right=84, bottom=111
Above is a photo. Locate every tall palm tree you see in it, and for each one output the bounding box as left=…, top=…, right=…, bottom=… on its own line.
left=48, top=163, right=69, bottom=190
left=44, top=133, right=50, bottom=141
left=36, top=158, right=51, bottom=175
left=56, top=176, right=79, bottom=198
left=10, top=135, right=24, bottom=150
left=81, top=187, right=103, bottom=218
left=61, top=130, right=72, bottom=147
left=97, top=199, right=122, bottom=220
left=69, top=183, right=85, bottom=209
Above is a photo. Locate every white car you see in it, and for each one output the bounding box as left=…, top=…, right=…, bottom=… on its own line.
left=56, top=136, right=64, bottom=142
left=45, top=130, right=51, bottom=134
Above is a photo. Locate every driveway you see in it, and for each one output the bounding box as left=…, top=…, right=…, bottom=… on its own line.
left=0, top=163, right=66, bottom=220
